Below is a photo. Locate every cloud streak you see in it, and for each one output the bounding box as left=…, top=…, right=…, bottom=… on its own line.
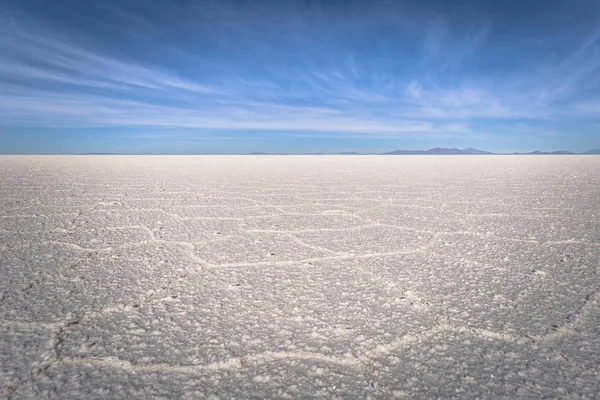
left=1, top=0, right=599, bottom=151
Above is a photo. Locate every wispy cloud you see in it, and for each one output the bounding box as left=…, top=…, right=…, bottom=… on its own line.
left=0, top=18, right=457, bottom=136
left=1, top=0, right=599, bottom=150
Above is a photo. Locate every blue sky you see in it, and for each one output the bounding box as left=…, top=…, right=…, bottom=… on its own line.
left=1, top=0, right=599, bottom=154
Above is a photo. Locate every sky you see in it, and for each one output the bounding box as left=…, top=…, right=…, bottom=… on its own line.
left=1, top=0, right=599, bottom=154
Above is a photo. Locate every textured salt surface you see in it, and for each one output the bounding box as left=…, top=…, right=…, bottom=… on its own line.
left=1, top=155, right=599, bottom=399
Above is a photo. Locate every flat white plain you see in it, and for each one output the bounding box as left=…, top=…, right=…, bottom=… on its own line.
left=1, top=155, right=599, bottom=398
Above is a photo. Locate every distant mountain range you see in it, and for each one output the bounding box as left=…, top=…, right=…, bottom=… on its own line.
left=381, top=147, right=494, bottom=155
left=248, top=151, right=324, bottom=155
left=581, top=148, right=600, bottom=155
left=381, top=147, right=600, bottom=155
left=247, top=147, right=600, bottom=155
left=66, top=147, right=600, bottom=156
left=518, top=150, right=575, bottom=155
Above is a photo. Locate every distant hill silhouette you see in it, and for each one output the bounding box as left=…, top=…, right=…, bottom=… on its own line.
left=238, top=147, right=600, bottom=156
left=582, top=148, right=600, bottom=155
left=517, top=150, right=576, bottom=155
left=246, top=152, right=323, bottom=155
left=382, top=147, right=495, bottom=155
left=75, top=152, right=121, bottom=155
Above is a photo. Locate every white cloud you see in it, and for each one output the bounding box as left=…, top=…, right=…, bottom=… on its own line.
left=1, top=3, right=600, bottom=142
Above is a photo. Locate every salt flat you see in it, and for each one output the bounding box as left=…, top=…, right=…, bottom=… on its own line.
left=1, top=155, right=599, bottom=399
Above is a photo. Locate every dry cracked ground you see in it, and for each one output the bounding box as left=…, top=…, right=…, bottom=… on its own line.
left=0, top=155, right=599, bottom=399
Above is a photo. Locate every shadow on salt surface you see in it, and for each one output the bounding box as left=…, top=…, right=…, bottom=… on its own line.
left=59, top=262, right=438, bottom=366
